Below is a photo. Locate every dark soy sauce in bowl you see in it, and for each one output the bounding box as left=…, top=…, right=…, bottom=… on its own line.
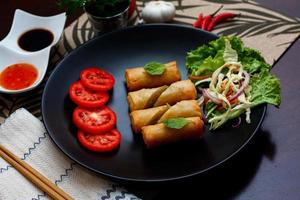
left=18, top=28, right=54, bottom=52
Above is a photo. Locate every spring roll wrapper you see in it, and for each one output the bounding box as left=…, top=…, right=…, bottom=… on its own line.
left=125, top=61, right=181, bottom=91
left=154, top=80, right=197, bottom=107
left=157, top=100, right=201, bottom=123
left=130, top=105, right=169, bottom=133
left=142, top=117, right=204, bottom=148
left=127, top=85, right=168, bottom=111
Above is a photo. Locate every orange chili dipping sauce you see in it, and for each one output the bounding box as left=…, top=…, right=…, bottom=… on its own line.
left=0, top=63, right=38, bottom=90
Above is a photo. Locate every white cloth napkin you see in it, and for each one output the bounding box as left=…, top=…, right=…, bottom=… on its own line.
left=0, top=108, right=140, bottom=200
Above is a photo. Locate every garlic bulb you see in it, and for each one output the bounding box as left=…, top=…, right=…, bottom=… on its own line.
left=142, top=1, right=176, bottom=23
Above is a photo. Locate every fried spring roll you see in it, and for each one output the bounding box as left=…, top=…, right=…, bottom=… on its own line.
left=130, top=105, right=169, bottom=133
left=130, top=100, right=201, bottom=133
left=154, top=80, right=197, bottom=107
left=125, top=61, right=181, bottom=91
left=157, top=100, right=201, bottom=123
left=127, top=85, right=168, bottom=111
left=142, top=117, right=204, bottom=148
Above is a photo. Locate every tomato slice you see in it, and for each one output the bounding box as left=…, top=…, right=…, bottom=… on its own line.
left=80, top=68, right=115, bottom=91
left=77, top=129, right=121, bottom=152
left=73, top=106, right=116, bottom=134
left=69, top=81, right=109, bottom=108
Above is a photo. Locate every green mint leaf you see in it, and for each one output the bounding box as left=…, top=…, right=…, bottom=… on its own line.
left=57, top=0, right=87, bottom=15
left=144, top=62, right=166, bottom=76
left=163, top=118, right=189, bottom=129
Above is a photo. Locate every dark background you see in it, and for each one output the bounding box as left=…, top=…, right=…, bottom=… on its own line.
left=0, top=0, right=299, bottom=199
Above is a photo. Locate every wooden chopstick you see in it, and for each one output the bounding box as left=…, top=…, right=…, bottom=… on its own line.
left=0, top=144, right=73, bottom=200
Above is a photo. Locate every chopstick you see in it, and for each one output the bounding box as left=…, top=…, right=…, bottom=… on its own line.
left=0, top=144, right=73, bottom=200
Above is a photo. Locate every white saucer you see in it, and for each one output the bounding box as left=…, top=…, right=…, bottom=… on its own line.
left=0, top=9, right=66, bottom=94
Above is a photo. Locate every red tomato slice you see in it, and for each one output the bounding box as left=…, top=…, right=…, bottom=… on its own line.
left=69, top=81, right=109, bottom=108
left=73, top=106, right=116, bottom=134
left=77, top=129, right=121, bottom=152
left=80, top=68, right=115, bottom=91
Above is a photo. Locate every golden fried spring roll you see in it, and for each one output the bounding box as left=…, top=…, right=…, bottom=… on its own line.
left=130, top=105, right=169, bottom=133
left=127, top=85, right=168, bottom=111
left=157, top=100, right=201, bottom=123
left=142, top=117, right=204, bottom=148
left=154, top=80, right=197, bottom=107
left=130, top=100, right=202, bottom=133
left=125, top=61, right=181, bottom=91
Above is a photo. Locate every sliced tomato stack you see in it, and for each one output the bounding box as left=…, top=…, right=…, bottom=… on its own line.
left=69, top=68, right=121, bottom=153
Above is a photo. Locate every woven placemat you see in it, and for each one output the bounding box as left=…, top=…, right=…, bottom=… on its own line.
left=0, top=0, right=299, bottom=122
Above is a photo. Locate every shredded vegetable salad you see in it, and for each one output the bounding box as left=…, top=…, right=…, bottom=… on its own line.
left=187, top=36, right=281, bottom=130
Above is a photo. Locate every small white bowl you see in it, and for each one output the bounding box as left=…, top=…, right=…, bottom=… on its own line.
left=0, top=9, right=66, bottom=94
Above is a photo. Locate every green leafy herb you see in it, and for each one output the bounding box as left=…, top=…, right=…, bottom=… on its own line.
left=57, top=0, right=87, bottom=15
left=144, top=62, right=166, bottom=76
left=164, top=118, right=189, bottom=129
left=58, top=0, right=129, bottom=16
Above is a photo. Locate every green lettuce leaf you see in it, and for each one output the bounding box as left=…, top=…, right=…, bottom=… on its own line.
left=186, top=37, right=226, bottom=76
left=193, top=50, right=224, bottom=76
left=250, top=70, right=281, bottom=106
left=223, top=38, right=238, bottom=63
left=186, top=36, right=270, bottom=76
left=240, top=47, right=270, bottom=74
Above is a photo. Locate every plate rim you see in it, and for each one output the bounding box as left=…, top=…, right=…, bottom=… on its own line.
left=42, top=24, right=266, bottom=182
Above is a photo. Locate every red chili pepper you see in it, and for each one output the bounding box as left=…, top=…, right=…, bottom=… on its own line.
left=207, top=12, right=237, bottom=31
left=201, top=16, right=212, bottom=30
left=200, top=5, right=223, bottom=30
left=193, top=14, right=203, bottom=28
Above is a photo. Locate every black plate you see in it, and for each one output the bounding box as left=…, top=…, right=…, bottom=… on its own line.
left=42, top=24, right=265, bottom=182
